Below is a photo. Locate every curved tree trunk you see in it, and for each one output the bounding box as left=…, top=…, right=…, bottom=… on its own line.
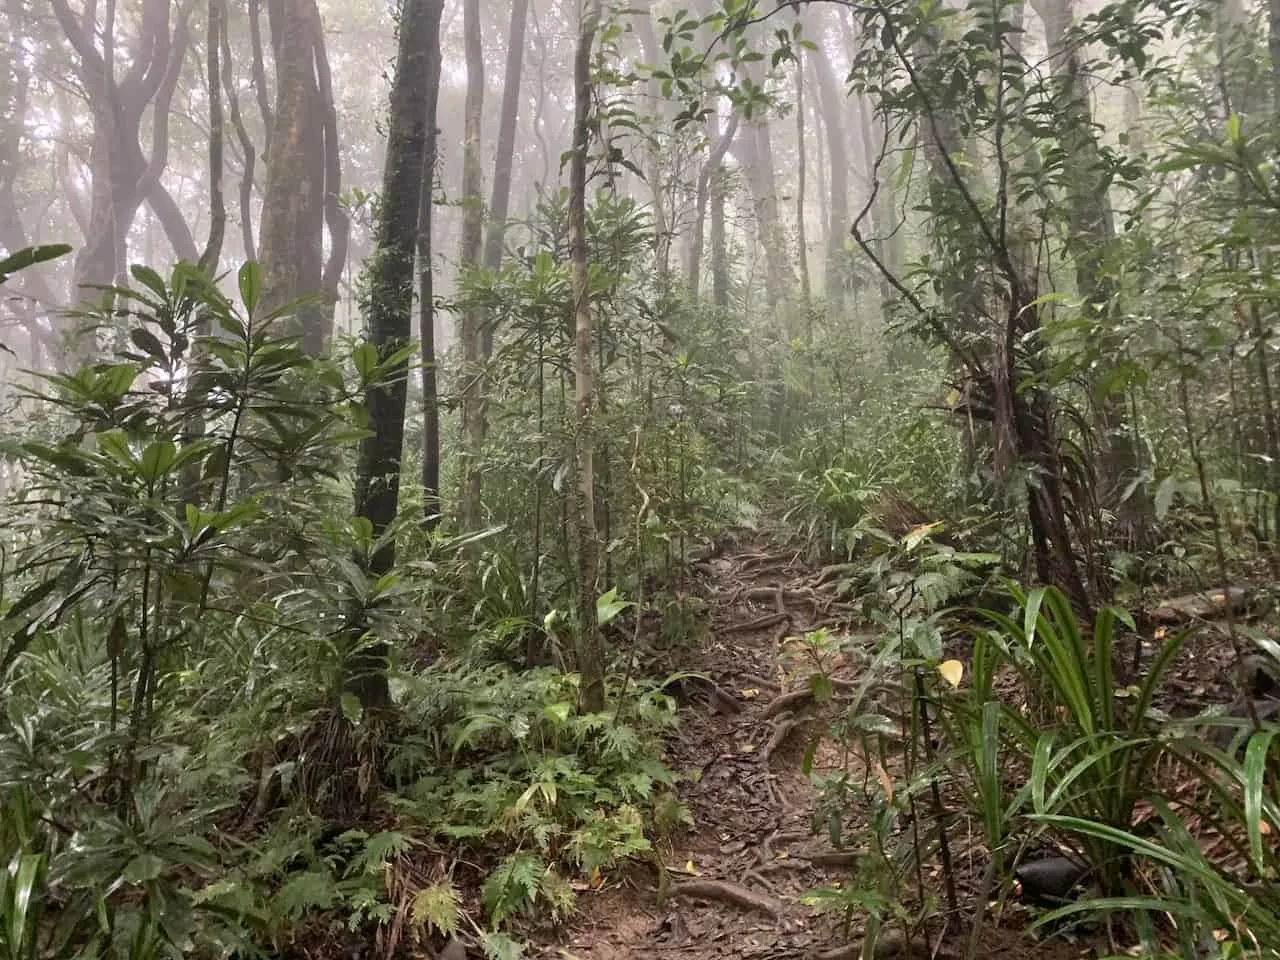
left=51, top=0, right=196, bottom=326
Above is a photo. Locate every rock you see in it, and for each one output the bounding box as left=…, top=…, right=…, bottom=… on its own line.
left=1014, top=855, right=1088, bottom=907
left=1244, top=654, right=1280, bottom=700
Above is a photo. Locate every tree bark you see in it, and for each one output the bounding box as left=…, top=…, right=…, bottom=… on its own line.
left=349, top=0, right=439, bottom=709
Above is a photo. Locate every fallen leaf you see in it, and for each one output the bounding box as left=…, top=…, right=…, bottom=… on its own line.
left=938, top=659, right=964, bottom=688
left=740, top=688, right=760, bottom=699
left=683, top=860, right=698, bottom=875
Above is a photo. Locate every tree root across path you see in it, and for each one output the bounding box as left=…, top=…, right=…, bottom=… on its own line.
left=668, top=879, right=784, bottom=919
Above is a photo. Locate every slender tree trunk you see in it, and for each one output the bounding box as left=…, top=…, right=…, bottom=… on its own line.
left=457, top=0, right=485, bottom=532
left=795, top=52, right=811, bottom=302
left=350, top=0, right=438, bottom=709
left=314, top=21, right=349, bottom=342
left=687, top=111, right=738, bottom=298
left=200, top=0, right=226, bottom=273
left=219, top=7, right=257, bottom=260
left=571, top=0, right=605, bottom=714
left=417, top=0, right=445, bottom=527
left=635, top=0, right=673, bottom=284
left=710, top=163, right=730, bottom=309
left=808, top=25, right=850, bottom=306
left=480, top=0, right=530, bottom=358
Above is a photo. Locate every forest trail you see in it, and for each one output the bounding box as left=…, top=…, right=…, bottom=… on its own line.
left=533, top=538, right=887, bottom=960
left=535, top=537, right=1093, bottom=960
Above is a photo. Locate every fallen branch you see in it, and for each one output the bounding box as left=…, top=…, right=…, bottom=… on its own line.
left=670, top=879, right=784, bottom=919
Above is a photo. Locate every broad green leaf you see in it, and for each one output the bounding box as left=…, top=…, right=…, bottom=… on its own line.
left=238, top=261, right=263, bottom=313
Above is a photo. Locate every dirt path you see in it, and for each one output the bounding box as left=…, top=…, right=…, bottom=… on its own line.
left=538, top=540, right=867, bottom=960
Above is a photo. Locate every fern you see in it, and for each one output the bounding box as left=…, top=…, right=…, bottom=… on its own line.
left=410, top=879, right=461, bottom=937
left=482, top=853, right=545, bottom=926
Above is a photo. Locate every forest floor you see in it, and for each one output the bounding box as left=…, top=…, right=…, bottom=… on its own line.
left=531, top=536, right=1093, bottom=960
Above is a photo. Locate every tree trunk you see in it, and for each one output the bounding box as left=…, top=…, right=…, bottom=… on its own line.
left=795, top=51, right=811, bottom=302
left=315, top=21, right=349, bottom=342
left=480, top=0, right=530, bottom=358
left=687, top=111, right=739, bottom=299
left=200, top=0, right=226, bottom=273
left=457, top=0, right=485, bottom=532
left=732, top=83, right=792, bottom=310
left=418, top=0, right=445, bottom=527
left=258, top=0, right=327, bottom=355
left=571, top=0, right=604, bottom=714
left=349, top=0, right=439, bottom=709
left=1031, top=0, right=1151, bottom=547
left=50, top=0, right=195, bottom=320
left=710, top=161, right=730, bottom=309
left=808, top=26, right=850, bottom=306
left=634, top=0, right=673, bottom=285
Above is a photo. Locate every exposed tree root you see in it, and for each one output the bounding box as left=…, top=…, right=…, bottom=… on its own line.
left=762, top=686, right=821, bottom=719
left=718, top=611, right=789, bottom=634
left=760, top=712, right=799, bottom=764
left=670, top=879, right=784, bottom=919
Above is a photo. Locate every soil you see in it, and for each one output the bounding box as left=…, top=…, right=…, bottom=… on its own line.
left=528, top=538, right=1098, bottom=960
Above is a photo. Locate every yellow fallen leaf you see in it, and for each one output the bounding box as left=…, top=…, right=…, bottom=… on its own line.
left=683, top=860, right=698, bottom=875
left=740, top=743, right=756, bottom=753
left=938, top=659, right=964, bottom=688
left=740, top=688, right=760, bottom=699
left=589, top=867, right=604, bottom=888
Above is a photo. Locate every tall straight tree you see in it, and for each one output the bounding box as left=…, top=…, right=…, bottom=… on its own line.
left=807, top=18, right=850, bottom=305
left=571, top=0, right=605, bottom=714
left=348, top=0, right=440, bottom=709
left=417, top=0, right=446, bottom=525
left=457, top=0, right=485, bottom=532
left=480, top=0, right=531, bottom=358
